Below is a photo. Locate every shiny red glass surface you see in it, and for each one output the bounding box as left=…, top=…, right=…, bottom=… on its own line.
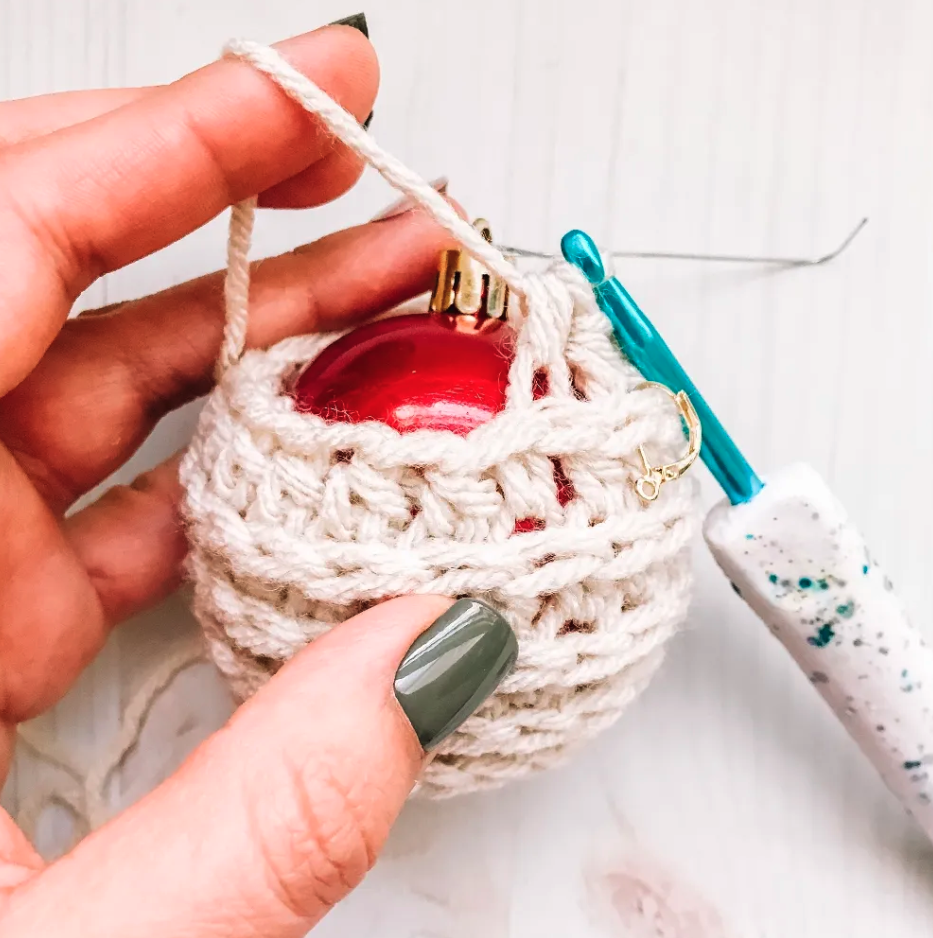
left=290, top=312, right=576, bottom=528
left=291, top=313, right=515, bottom=434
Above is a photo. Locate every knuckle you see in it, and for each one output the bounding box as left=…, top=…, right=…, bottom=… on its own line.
left=172, top=103, right=236, bottom=210
left=0, top=185, right=98, bottom=297
left=89, top=469, right=170, bottom=524
left=254, top=753, right=379, bottom=920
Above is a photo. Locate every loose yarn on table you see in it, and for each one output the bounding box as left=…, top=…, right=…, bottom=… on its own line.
left=180, top=40, right=698, bottom=798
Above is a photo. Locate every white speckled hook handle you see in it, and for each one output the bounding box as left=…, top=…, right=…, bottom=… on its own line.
left=704, top=463, right=933, bottom=838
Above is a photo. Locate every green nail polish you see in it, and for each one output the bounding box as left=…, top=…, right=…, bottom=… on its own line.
left=329, top=14, right=374, bottom=129
left=395, top=598, right=517, bottom=751
left=329, top=13, right=369, bottom=37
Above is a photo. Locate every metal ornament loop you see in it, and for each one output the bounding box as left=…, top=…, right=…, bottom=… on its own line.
left=633, top=382, right=702, bottom=503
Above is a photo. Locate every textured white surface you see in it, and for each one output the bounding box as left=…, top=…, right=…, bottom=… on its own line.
left=2, top=0, right=933, bottom=935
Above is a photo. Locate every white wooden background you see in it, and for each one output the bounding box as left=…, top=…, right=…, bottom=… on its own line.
left=2, top=0, right=933, bottom=935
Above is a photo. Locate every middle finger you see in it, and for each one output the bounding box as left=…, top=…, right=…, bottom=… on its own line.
left=0, top=208, right=456, bottom=512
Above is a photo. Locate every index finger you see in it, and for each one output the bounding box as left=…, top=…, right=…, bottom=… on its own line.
left=0, top=25, right=377, bottom=396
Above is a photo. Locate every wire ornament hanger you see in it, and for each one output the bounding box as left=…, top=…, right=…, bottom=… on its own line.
left=501, top=217, right=868, bottom=267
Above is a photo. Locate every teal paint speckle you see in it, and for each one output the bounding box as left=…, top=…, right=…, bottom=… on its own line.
left=798, top=577, right=813, bottom=589
left=768, top=573, right=779, bottom=584
left=745, top=533, right=754, bottom=540
left=862, top=564, right=869, bottom=575
left=836, top=603, right=855, bottom=619
left=903, top=669, right=909, bottom=678
left=905, top=760, right=923, bottom=770
left=818, top=579, right=830, bottom=590
left=807, top=623, right=836, bottom=648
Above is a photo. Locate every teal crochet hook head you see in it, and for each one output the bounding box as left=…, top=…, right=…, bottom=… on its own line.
left=561, top=229, right=763, bottom=505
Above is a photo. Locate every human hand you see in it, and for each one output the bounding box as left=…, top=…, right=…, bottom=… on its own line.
left=0, top=23, right=516, bottom=937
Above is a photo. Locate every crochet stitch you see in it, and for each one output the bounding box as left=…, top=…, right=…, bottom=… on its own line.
left=180, top=40, right=697, bottom=797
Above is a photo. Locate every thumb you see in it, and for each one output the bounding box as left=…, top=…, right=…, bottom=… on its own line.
left=5, top=596, right=516, bottom=938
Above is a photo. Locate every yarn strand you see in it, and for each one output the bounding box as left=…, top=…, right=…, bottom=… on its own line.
left=219, top=196, right=257, bottom=374
left=217, top=39, right=527, bottom=372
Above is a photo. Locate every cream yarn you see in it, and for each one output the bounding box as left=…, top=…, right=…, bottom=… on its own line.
left=180, top=41, right=698, bottom=798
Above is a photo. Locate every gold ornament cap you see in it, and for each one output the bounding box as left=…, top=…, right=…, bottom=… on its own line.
left=429, top=218, right=509, bottom=327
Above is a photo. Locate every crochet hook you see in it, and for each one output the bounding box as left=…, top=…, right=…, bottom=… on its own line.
left=562, top=229, right=933, bottom=842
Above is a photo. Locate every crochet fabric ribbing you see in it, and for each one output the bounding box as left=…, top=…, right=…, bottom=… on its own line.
left=180, top=41, right=697, bottom=798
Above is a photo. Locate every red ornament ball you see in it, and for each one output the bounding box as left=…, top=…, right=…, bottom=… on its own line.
left=291, top=313, right=515, bottom=435
left=289, top=311, right=575, bottom=523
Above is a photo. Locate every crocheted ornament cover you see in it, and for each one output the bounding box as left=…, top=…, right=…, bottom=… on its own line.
left=180, top=41, right=698, bottom=798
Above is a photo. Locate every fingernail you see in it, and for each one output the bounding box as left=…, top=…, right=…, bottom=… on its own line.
left=369, top=176, right=449, bottom=221
left=327, top=17, right=374, bottom=132
left=394, top=598, right=517, bottom=751
left=329, top=12, right=368, bottom=36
